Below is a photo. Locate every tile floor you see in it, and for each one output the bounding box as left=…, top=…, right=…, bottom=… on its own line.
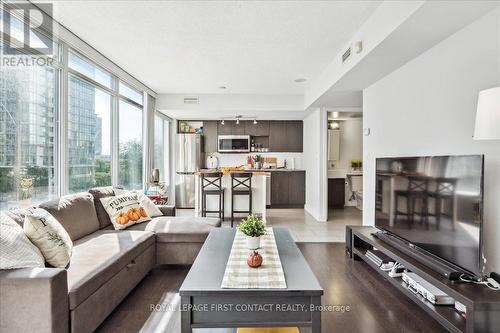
left=176, top=207, right=362, bottom=242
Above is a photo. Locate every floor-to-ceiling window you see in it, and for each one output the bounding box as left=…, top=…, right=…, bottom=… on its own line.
left=68, top=75, right=112, bottom=193
left=1, top=2, right=157, bottom=209
left=154, top=113, right=170, bottom=185
left=118, top=99, right=143, bottom=190
left=0, top=45, right=59, bottom=209
left=67, top=51, right=113, bottom=193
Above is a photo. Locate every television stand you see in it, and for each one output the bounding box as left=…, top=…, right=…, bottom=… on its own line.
left=349, top=226, right=500, bottom=333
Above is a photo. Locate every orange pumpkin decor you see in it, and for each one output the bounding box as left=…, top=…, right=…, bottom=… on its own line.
left=127, top=208, right=140, bottom=221
left=247, top=251, right=263, bottom=268
left=139, top=207, right=148, bottom=218
left=116, top=212, right=129, bottom=225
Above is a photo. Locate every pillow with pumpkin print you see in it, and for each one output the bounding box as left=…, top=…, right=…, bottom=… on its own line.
left=100, top=192, right=150, bottom=230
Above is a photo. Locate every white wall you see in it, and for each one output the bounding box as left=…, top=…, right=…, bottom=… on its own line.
left=329, top=118, right=363, bottom=171
left=303, top=108, right=328, bottom=221
left=363, top=7, right=500, bottom=273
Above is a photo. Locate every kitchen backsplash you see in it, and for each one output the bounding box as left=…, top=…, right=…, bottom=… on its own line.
left=210, top=152, right=304, bottom=170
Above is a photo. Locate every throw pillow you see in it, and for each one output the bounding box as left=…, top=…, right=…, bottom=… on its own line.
left=135, top=191, right=163, bottom=218
left=100, top=192, right=151, bottom=230
left=23, top=208, right=73, bottom=268
left=0, top=213, right=45, bottom=269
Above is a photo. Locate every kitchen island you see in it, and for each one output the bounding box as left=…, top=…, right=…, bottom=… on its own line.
left=194, top=169, right=269, bottom=223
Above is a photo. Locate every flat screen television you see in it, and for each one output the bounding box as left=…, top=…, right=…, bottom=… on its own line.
left=375, top=155, right=484, bottom=277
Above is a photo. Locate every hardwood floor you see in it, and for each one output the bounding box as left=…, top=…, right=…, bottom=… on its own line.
left=97, top=243, right=447, bottom=333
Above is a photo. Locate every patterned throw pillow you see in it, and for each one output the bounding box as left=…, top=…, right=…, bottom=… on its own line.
left=24, top=208, right=73, bottom=268
left=0, top=213, right=45, bottom=269
left=100, top=192, right=151, bottom=230
left=113, top=189, right=163, bottom=218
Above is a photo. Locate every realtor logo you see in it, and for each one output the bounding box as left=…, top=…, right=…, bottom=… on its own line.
left=2, top=2, right=53, bottom=55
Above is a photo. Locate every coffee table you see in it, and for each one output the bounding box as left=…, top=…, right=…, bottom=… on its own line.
left=179, top=227, right=323, bottom=333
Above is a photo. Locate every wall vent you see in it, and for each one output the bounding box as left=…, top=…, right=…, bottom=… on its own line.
left=183, top=96, right=199, bottom=104
left=342, top=46, right=352, bottom=63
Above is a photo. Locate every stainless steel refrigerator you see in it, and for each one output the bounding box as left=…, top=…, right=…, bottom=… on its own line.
left=175, top=134, right=203, bottom=208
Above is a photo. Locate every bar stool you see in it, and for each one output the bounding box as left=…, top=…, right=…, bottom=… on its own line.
left=230, top=172, right=253, bottom=228
left=201, top=172, right=224, bottom=221
left=394, top=176, right=430, bottom=229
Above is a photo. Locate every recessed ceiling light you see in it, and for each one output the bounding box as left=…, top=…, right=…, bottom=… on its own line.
left=219, top=86, right=227, bottom=89
left=294, top=78, right=307, bottom=83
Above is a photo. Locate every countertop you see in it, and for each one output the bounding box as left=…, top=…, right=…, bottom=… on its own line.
left=197, top=169, right=270, bottom=176
left=198, top=168, right=305, bottom=176
left=244, top=168, right=305, bottom=172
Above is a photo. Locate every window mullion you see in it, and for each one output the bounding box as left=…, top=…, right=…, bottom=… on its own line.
left=111, top=77, right=119, bottom=187
left=59, top=43, right=69, bottom=196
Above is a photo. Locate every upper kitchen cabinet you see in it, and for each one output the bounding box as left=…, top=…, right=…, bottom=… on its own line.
left=203, top=121, right=218, bottom=153
left=217, top=121, right=232, bottom=135
left=286, top=121, right=303, bottom=152
left=217, top=121, right=246, bottom=135
left=245, top=120, right=270, bottom=136
left=269, top=120, right=303, bottom=152
left=231, top=121, right=246, bottom=135
left=269, top=121, right=287, bottom=152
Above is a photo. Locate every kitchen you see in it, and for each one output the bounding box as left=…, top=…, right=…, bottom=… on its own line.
left=175, top=117, right=305, bottom=223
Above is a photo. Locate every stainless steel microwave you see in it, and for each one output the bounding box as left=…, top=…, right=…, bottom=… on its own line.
left=217, top=135, right=250, bottom=153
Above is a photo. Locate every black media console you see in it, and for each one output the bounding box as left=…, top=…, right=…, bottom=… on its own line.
left=349, top=226, right=500, bottom=333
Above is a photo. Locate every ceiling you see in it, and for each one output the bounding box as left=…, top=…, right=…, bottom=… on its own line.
left=48, top=1, right=381, bottom=95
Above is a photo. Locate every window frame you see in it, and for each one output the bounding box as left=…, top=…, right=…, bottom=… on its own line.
left=154, top=112, right=170, bottom=185
left=1, top=3, right=157, bottom=205
left=60, top=49, right=147, bottom=194
left=117, top=98, right=144, bottom=190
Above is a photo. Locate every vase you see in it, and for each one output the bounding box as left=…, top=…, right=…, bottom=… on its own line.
left=246, top=236, right=261, bottom=250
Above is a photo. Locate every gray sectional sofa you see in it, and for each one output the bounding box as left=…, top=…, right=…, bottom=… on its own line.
left=0, top=186, right=221, bottom=333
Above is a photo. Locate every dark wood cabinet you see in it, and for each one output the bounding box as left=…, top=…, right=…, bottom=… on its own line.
left=271, top=171, right=289, bottom=206
left=245, top=120, right=270, bottom=136
left=271, top=171, right=305, bottom=208
left=328, top=178, right=345, bottom=208
left=217, top=121, right=232, bottom=135
left=288, top=171, right=306, bottom=205
left=286, top=121, right=303, bottom=152
left=269, top=121, right=303, bottom=152
left=217, top=121, right=246, bottom=135
left=203, top=121, right=218, bottom=153
left=193, top=119, right=302, bottom=153
left=231, top=121, right=246, bottom=135
left=269, top=121, right=287, bottom=152
left=244, top=121, right=258, bottom=136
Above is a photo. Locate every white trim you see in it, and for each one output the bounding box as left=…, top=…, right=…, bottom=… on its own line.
left=111, top=77, right=119, bottom=187
left=58, top=43, right=69, bottom=195
left=319, top=107, right=329, bottom=222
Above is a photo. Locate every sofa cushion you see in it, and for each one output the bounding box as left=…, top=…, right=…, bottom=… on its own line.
left=128, top=216, right=221, bottom=243
left=39, top=193, right=100, bottom=241
left=3, top=207, right=35, bottom=227
left=88, top=186, right=116, bottom=229
left=66, top=230, right=155, bottom=309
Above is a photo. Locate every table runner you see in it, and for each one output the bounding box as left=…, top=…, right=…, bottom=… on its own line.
left=221, top=227, right=287, bottom=289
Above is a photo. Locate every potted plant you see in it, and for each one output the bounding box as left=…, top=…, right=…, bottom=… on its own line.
left=253, top=155, right=262, bottom=169
left=238, top=214, right=266, bottom=249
